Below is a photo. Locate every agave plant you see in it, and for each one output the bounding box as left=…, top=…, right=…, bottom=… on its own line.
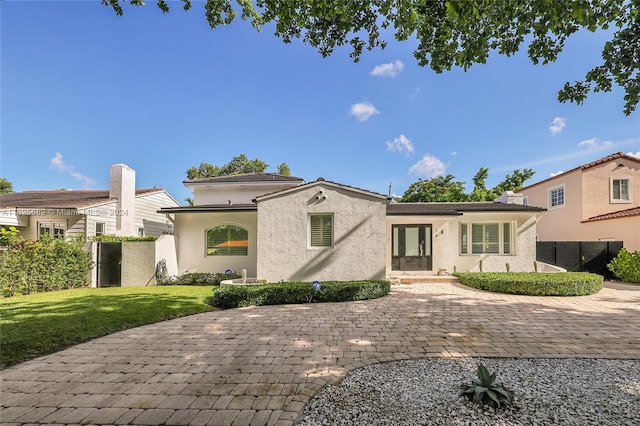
left=463, top=363, right=514, bottom=408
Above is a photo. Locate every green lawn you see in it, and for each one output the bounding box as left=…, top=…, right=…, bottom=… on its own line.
left=0, top=285, right=215, bottom=369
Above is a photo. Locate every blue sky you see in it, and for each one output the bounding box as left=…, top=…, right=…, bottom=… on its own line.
left=2, top=1, right=639, bottom=204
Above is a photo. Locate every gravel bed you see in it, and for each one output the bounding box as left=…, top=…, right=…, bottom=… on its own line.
left=298, top=358, right=640, bottom=426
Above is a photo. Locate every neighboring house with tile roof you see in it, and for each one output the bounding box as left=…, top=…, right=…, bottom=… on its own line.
left=162, top=173, right=547, bottom=282
left=0, top=164, right=181, bottom=240
left=517, top=152, right=640, bottom=251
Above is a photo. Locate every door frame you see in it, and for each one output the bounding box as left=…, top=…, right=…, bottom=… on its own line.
left=391, top=224, right=433, bottom=271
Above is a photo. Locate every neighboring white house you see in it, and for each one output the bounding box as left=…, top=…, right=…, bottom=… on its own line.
left=161, top=173, right=547, bottom=282
left=0, top=164, right=181, bottom=239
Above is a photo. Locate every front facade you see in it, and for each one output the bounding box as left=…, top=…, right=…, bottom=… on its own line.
left=256, top=180, right=388, bottom=282
left=0, top=164, right=181, bottom=240
left=386, top=201, right=544, bottom=277
left=517, top=152, right=640, bottom=251
left=164, top=173, right=546, bottom=281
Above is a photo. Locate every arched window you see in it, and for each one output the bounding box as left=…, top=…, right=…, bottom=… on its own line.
left=206, top=225, right=248, bottom=256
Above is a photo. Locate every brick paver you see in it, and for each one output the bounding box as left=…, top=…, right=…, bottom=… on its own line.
left=2, top=281, right=639, bottom=425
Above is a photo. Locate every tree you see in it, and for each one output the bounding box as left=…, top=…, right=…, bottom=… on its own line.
left=469, top=167, right=535, bottom=201
left=0, top=178, right=14, bottom=194
left=399, top=174, right=467, bottom=202
left=399, top=167, right=535, bottom=202
left=103, top=0, right=639, bottom=115
left=277, top=162, right=291, bottom=176
left=186, top=154, right=290, bottom=179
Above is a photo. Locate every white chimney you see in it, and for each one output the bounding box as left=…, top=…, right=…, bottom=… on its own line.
left=494, top=191, right=524, bottom=205
left=110, top=164, right=136, bottom=236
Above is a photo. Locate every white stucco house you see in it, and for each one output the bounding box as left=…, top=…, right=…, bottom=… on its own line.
left=161, top=173, right=546, bottom=282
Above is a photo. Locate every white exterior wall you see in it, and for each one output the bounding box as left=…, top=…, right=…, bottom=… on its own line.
left=192, top=182, right=302, bottom=206
left=173, top=211, right=257, bottom=276
left=155, top=235, right=179, bottom=277
left=256, top=185, right=387, bottom=282
left=386, top=212, right=540, bottom=275
left=135, top=191, right=180, bottom=236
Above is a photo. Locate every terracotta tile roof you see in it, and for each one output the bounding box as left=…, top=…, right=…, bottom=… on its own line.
left=0, top=189, right=162, bottom=209
left=387, top=202, right=546, bottom=216
left=184, top=172, right=305, bottom=184
left=582, top=206, right=640, bottom=223
left=518, top=152, right=640, bottom=192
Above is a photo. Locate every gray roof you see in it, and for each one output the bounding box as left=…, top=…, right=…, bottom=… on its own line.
left=159, top=204, right=257, bottom=213
left=0, top=189, right=163, bottom=209
left=256, top=178, right=388, bottom=202
left=387, top=202, right=546, bottom=216
left=184, top=172, right=305, bottom=184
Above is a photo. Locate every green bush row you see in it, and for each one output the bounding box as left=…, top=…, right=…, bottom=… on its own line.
left=0, top=237, right=94, bottom=297
left=454, top=272, right=603, bottom=296
left=158, top=271, right=241, bottom=286
left=91, top=235, right=158, bottom=242
left=209, top=280, right=391, bottom=308
left=608, top=248, right=640, bottom=283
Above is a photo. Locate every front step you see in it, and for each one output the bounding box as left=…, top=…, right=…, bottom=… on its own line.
left=388, top=276, right=460, bottom=284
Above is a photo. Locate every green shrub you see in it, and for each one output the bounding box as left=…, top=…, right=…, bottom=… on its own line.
left=91, top=235, right=158, bottom=242
left=0, top=236, right=94, bottom=297
left=608, top=248, right=640, bottom=284
left=209, top=280, right=391, bottom=308
left=463, top=363, right=514, bottom=409
left=453, top=272, right=603, bottom=296
left=158, top=271, right=241, bottom=286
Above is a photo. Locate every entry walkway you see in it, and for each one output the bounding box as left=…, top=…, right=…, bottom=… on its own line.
left=2, top=282, right=639, bottom=425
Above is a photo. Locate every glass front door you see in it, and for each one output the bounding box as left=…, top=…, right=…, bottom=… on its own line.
left=392, top=224, right=432, bottom=271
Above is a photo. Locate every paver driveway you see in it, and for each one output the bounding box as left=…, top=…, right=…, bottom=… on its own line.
left=2, top=281, right=639, bottom=425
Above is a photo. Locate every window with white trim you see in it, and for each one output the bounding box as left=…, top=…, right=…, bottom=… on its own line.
left=310, top=214, right=333, bottom=248
left=95, top=222, right=105, bottom=236
left=611, top=178, right=631, bottom=202
left=206, top=225, right=248, bottom=256
left=459, top=222, right=512, bottom=255
left=38, top=221, right=65, bottom=239
left=549, top=184, right=565, bottom=209
left=522, top=196, right=528, bottom=206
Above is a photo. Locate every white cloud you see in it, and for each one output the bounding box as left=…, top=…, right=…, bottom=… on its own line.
left=627, top=151, right=640, bottom=158
left=50, top=152, right=96, bottom=187
left=350, top=102, right=380, bottom=122
left=370, top=60, right=405, bottom=77
left=549, top=117, right=567, bottom=135
left=450, top=151, right=457, bottom=156
left=550, top=170, right=564, bottom=177
left=409, top=154, right=447, bottom=178
left=577, top=137, right=613, bottom=150
left=386, top=134, right=414, bottom=154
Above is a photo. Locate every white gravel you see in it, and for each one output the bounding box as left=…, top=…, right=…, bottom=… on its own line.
left=298, top=358, right=640, bottom=426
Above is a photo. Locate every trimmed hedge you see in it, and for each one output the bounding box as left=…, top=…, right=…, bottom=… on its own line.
left=209, top=280, right=391, bottom=309
left=454, top=272, right=603, bottom=296
left=91, top=236, right=158, bottom=242
left=158, top=271, right=241, bottom=286
left=0, top=237, right=94, bottom=297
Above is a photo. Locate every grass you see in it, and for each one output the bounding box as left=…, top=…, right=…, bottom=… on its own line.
left=0, top=285, right=216, bottom=369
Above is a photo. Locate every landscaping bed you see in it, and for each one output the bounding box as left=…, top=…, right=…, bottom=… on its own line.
left=209, top=280, right=391, bottom=308
left=454, top=272, right=603, bottom=296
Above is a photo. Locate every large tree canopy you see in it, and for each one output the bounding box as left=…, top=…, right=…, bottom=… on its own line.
left=103, top=0, right=639, bottom=115
left=399, top=167, right=534, bottom=202
left=186, top=154, right=291, bottom=179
